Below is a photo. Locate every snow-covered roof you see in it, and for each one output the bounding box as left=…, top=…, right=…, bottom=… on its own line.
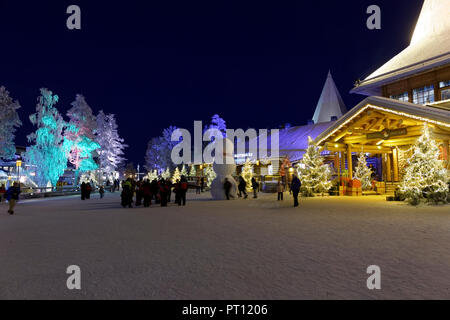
left=248, top=122, right=335, bottom=162
left=315, top=96, right=450, bottom=146
left=312, top=71, right=347, bottom=123
left=351, top=0, right=450, bottom=96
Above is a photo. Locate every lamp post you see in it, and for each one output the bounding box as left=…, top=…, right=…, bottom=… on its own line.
left=16, top=159, right=22, bottom=184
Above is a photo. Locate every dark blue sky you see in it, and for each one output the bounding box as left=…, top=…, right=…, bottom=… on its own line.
left=0, top=0, right=423, bottom=164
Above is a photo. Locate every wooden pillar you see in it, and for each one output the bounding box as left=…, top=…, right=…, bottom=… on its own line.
left=347, top=144, right=353, bottom=179
left=340, top=151, right=346, bottom=174
left=392, top=148, right=399, bottom=182
left=443, top=140, right=449, bottom=169
left=386, top=153, right=392, bottom=182
left=335, top=152, right=341, bottom=179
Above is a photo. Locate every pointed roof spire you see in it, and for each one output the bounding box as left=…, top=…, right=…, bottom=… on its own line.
left=312, top=71, right=347, bottom=124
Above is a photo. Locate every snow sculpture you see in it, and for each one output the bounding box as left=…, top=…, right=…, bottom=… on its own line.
left=210, top=138, right=238, bottom=200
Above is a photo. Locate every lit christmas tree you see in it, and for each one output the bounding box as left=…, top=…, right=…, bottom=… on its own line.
left=181, top=164, right=188, bottom=177
left=171, top=167, right=181, bottom=183
left=205, top=165, right=216, bottom=188
left=354, top=152, right=373, bottom=190
left=0, top=86, right=22, bottom=160
left=400, top=125, right=448, bottom=205
left=25, top=88, right=69, bottom=187
left=189, top=165, right=196, bottom=177
left=162, top=168, right=171, bottom=180
left=147, top=170, right=158, bottom=182
left=241, top=158, right=254, bottom=192
left=297, top=137, right=332, bottom=197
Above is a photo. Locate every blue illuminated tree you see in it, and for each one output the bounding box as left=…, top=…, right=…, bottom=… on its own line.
left=25, top=88, right=70, bottom=187
left=0, top=86, right=22, bottom=160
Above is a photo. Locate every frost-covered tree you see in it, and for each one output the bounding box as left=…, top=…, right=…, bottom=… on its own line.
left=65, top=95, right=100, bottom=177
left=241, top=158, right=254, bottom=192
left=354, top=152, right=373, bottom=190
left=204, top=114, right=227, bottom=140
left=162, top=168, right=171, bottom=180
left=297, top=137, right=332, bottom=196
left=96, top=110, right=127, bottom=178
left=145, top=126, right=179, bottom=172
left=25, top=88, right=69, bottom=187
left=0, top=86, right=22, bottom=160
left=205, top=165, right=216, bottom=188
left=172, top=167, right=181, bottom=183
left=400, top=125, right=448, bottom=205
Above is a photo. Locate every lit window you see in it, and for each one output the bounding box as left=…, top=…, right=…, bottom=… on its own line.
left=439, top=80, right=450, bottom=88
left=441, top=88, right=450, bottom=101
left=390, top=92, right=409, bottom=102
left=413, top=85, right=434, bottom=104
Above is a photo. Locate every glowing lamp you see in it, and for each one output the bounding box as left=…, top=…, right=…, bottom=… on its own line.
left=289, top=168, right=294, bottom=173
left=16, top=160, right=22, bottom=167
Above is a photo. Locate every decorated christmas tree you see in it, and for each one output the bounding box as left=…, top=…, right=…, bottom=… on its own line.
left=297, top=137, right=332, bottom=196
left=162, top=168, right=171, bottom=180
left=181, top=164, right=188, bottom=177
left=205, top=165, right=216, bottom=188
left=172, top=167, right=181, bottom=183
left=147, top=170, right=158, bottom=182
left=241, top=158, right=254, bottom=191
left=189, top=165, right=196, bottom=177
left=400, top=125, right=448, bottom=205
left=354, top=152, right=373, bottom=190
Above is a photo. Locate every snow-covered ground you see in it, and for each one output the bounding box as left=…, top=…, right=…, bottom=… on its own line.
left=0, top=191, right=449, bottom=300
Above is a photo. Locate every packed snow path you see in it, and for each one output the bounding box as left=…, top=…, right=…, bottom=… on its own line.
left=0, top=192, right=449, bottom=299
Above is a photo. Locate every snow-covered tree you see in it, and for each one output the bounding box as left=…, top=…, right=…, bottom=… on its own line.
left=0, top=86, right=22, bottom=160
left=297, top=137, right=332, bottom=197
left=189, top=165, right=196, bottom=177
left=400, top=125, right=448, bottom=205
left=241, top=158, right=254, bottom=192
left=65, top=95, right=100, bottom=178
left=181, top=164, right=188, bottom=177
left=172, top=167, right=181, bottom=183
left=96, top=110, right=127, bottom=179
left=205, top=165, right=216, bottom=188
left=162, top=168, right=171, bottom=180
left=354, top=152, right=373, bottom=190
left=145, top=126, right=179, bottom=172
left=146, top=170, right=158, bottom=182
left=25, top=88, right=69, bottom=187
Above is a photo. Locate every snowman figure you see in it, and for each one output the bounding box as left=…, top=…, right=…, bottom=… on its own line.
left=210, top=138, right=238, bottom=200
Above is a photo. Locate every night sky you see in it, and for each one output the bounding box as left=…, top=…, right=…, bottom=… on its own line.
left=0, top=0, right=423, bottom=165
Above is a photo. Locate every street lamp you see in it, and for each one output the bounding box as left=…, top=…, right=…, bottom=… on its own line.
left=16, top=159, right=22, bottom=183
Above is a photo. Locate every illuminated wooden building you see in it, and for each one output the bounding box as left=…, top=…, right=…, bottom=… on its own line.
left=316, top=0, right=450, bottom=188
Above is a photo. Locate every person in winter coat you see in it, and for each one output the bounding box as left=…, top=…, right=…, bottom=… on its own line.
left=159, top=179, right=169, bottom=207
left=80, top=182, right=86, bottom=200
left=142, top=179, right=152, bottom=207
left=179, top=176, right=188, bottom=206
left=238, top=176, right=248, bottom=198
left=195, top=178, right=201, bottom=194
left=200, top=177, right=205, bottom=192
left=277, top=181, right=285, bottom=201
left=0, top=184, right=6, bottom=203
left=251, top=177, right=259, bottom=199
left=6, top=182, right=21, bottom=215
left=99, top=185, right=105, bottom=199
left=290, top=175, right=301, bottom=207
left=135, top=180, right=143, bottom=206
left=224, top=178, right=232, bottom=200
left=121, top=179, right=133, bottom=208
left=86, top=183, right=92, bottom=199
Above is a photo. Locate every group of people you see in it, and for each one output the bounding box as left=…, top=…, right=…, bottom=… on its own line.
left=80, top=182, right=93, bottom=200
left=234, top=176, right=260, bottom=199
left=120, top=176, right=190, bottom=208
left=0, top=182, right=21, bottom=215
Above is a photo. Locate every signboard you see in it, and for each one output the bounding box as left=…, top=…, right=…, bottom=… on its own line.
left=367, top=128, right=407, bottom=140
